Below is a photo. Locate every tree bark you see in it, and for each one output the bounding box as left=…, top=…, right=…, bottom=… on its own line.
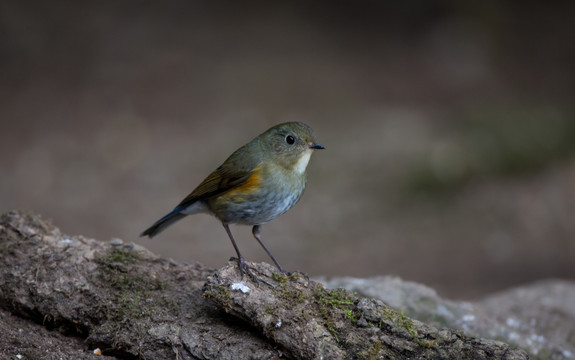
left=0, top=211, right=528, bottom=359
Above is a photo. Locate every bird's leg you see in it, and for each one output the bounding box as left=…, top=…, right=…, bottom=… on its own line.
left=222, top=223, right=257, bottom=281
left=251, top=225, right=287, bottom=273
left=252, top=225, right=310, bottom=283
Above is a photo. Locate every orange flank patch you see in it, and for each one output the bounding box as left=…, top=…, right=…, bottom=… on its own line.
left=225, top=168, right=262, bottom=198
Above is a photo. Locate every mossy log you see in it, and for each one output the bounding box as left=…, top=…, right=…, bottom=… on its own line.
left=0, top=211, right=527, bottom=359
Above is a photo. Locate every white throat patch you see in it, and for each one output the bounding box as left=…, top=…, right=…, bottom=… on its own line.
left=293, top=150, right=312, bottom=174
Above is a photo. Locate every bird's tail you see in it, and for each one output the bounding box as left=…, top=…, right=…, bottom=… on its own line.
left=140, top=208, right=186, bottom=238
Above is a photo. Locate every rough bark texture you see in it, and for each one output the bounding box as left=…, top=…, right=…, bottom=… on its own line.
left=204, top=266, right=528, bottom=360
left=322, top=276, right=575, bottom=358
left=0, top=211, right=528, bottom=359
left=0, top=211, right=277, bottom=360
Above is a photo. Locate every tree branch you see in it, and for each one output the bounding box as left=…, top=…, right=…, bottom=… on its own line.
left=0, top=211, right=527, bottom=359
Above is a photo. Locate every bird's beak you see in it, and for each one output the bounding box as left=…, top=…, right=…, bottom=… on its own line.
left=309, top=142, right=325, bottom=150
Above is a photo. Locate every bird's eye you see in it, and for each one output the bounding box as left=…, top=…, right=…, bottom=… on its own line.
left=285, top=135, right=295, bottom=145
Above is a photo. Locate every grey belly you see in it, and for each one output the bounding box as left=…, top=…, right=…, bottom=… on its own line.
left=222, top=191, right=301, bottom=225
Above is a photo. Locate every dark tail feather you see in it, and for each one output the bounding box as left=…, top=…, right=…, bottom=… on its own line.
left=140, top=208, right=186, bottom=238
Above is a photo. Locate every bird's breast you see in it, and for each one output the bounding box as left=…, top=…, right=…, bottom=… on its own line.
left=208, top=167, right=306, bottom=225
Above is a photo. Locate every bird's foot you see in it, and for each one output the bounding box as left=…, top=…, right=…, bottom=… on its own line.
left=282, top=269, right=311, bottom=285
left=229, top=257, right=260, bottom=284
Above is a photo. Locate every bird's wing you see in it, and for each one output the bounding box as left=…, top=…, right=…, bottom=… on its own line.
left=175, top=145, right=262, bottom=210
left=177, top=168, right=250, bottom=206
left=140, top=166, right=253, bottom=237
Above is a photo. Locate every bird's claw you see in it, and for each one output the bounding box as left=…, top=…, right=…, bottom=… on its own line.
left=230, top=257, right=260, bottom=284
left=283, top=269, right=311, bottom=285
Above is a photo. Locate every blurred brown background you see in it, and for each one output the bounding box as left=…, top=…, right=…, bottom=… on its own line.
left=1, top=1, right=574, bottom=299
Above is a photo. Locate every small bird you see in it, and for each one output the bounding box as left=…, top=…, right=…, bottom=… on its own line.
left=141, top=122, right=325, bottom=277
